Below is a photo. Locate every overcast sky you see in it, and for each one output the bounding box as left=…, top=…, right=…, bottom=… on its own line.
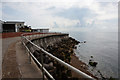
left=1, top=0, right=119, bottom=32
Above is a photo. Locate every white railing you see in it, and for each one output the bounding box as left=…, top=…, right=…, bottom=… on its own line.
left=21, top=33, right=95, bottom=80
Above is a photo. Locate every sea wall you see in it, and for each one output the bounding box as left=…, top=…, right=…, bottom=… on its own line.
left=26, top=34, right=69, bottom=53
left=25, top=34, right=97, bottom=79
left=26, top=34, right=80, bottom=79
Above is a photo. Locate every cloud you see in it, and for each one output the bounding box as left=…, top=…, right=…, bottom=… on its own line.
left=93, top=2, right=118, bottom=20
left=2, top=0, right=119, bottom=2
left=2, top=1, right=118, bottom=32
left=55, top=7, right=97, bottom=27
left=2, top=2, right=80, bottom=27
left=0, top=3, right=2, bottom=19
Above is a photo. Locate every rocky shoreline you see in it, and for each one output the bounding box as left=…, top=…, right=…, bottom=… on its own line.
left=33, top=37, right=97, bottom=79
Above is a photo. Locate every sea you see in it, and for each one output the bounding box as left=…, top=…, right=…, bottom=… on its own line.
left=69, top=32, right=118, bottom=78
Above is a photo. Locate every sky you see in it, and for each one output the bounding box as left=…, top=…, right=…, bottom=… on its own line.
left=0, top=0, right=119, bottom=33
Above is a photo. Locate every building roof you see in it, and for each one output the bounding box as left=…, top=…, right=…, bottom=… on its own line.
left=32, top=28, right=49, bottom=30
left=0, top=20, right=4, bottom=23
left=4, top=21, right=25, bottom=24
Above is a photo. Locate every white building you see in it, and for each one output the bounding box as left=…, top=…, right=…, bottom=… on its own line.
left=32, top=29, right=49, bottom=33
left=0, top=20, right=4, bottom=33
left=2, top=21, right=24, bottom=32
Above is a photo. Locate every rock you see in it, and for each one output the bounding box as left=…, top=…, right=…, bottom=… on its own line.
left=89, top=61, right=98, bottom=67
left=91, top=56, right=93, bottom=58
left=7, top=72, right=10, bottom=75
left=32, top=36, right=80, bottom=79
left=49, top=67, right=56, bottom=75
left=74, top=46, right=77, bottom=49
left=43, top=62, right=54, bottom=70
left=89, top=59, right=92, bottom=62
left=44, top=55, right=52, bottom=64
left=33, top=50, right=40, bottom=57
left=49, top=62, right=53, bottom=66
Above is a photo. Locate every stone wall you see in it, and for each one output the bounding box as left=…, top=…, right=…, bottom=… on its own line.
left=26, top=34, right=69, bottom=53
left=25, top=34, right=81, bottom=79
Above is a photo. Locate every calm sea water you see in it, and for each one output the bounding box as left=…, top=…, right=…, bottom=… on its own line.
left=69, top=32, right=118, bottom=78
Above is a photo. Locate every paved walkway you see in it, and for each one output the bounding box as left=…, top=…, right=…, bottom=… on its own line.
left=0, top=39, right=2, bottom=79
left=16, top=42, right=42, bottom=78
left=1, top=33, right=61, bottom=79
left=2, top=41, right=21, bottom=78
left=2, top=37, right=42, bottom=79
left=2, top=37, right=21, bottom=58
left=1, top=37, right=21, bottom=79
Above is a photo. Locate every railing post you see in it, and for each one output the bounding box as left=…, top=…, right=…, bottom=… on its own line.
left=41, top=52, right=45, bottom=80
left=29, top=52, right=31, bottom=64
left=32, top=34, right=33, bottom=39
left=29, top=34, right=30, bottom=40
left=21, top=35, right=23, bottom=42
left=39, top=33, right=41, bottom=37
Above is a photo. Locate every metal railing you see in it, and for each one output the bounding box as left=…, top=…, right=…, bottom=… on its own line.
left=21, top=33, right=95, bottom=80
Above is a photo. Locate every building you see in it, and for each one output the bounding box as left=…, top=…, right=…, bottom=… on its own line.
left=1, top=20, right=49, bottom=33
left=19, top=25, right=31, bottom=32
left=0, top=20, right=4, bottom=33
left=2, top=21, right=24, bottom=32
left=32, top=29, right=49, bottom=33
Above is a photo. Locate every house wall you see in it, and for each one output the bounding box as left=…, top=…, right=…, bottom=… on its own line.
left=0, top=20, right=3, bottom=33
left=15, top=23, right=24, bottom=32
left=32, top=29, right=49, bottom=33
left=3, top=22, right=24, bottom=32
left=42, top=29, right=49, bottom=33
left=3, top=24, right=16, bottom=32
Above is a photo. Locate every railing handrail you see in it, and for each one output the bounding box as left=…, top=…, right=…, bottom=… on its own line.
left=21, top=33, right=95, bottom=80
left=22, top=42, right=55, bottom=80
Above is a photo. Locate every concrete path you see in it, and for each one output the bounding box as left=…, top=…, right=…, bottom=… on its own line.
left=1, top=37, right=21, bottom=79
left=2, top=36, right=43, bottom=79
left=2, top=41, right=21, bottom=78
left=0, top=38, right=2, bottom=79
left=16, top=41, right=42, bottom=78
left=2, top=37, right=21, bottom=58
left=1, top=34, right=56, bottom=79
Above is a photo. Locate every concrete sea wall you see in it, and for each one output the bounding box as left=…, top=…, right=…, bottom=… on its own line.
left=26, top=34, right=69, bottom=53
left=25, top=33, right=80, bottom=79
left=24, top=34, right=97, bottom=79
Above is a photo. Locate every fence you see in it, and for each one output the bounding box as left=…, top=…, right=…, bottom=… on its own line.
left=21, top=33, right=95, bottom=80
